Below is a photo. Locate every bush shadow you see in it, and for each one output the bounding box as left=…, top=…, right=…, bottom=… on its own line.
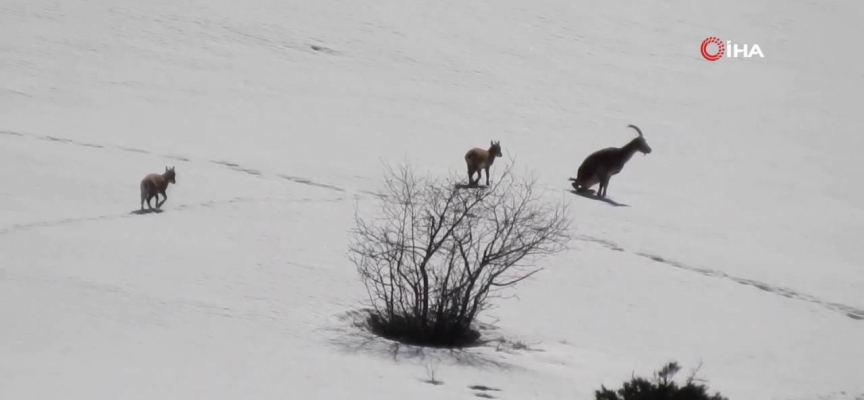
left=327, top=309, right=519, bottom=371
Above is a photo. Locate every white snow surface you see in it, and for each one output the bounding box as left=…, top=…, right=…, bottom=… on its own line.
left=1, top=0, right=863, bottom=399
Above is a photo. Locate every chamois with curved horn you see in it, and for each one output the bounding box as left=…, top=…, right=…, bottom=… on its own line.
left=568, top=125, right=652, bottom=197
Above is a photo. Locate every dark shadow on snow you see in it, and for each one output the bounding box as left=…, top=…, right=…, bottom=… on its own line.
left=567, top=188, right=629, bottom=207
left=326, top=309, right=517, bottom=371
left=454, top=182, right=488, bottom=190
left=130, top=208, right=164, bottom=215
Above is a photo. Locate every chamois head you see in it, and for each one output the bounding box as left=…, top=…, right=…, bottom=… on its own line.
left=164, top=166, right=176, bottom=184
left=627, top=125, right=652, bottom=154
left=489, top=140, right=503, bottom=158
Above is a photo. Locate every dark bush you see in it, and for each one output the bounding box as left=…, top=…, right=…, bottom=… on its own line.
left=595, top=362, right=728, bottom=400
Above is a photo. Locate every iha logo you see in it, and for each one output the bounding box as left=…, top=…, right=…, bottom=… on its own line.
left=700, top=36, right=764, bottom=61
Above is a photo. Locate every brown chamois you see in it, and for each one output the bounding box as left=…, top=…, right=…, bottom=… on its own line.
left=140, top=166, right=177, bottom=210
left=464, top=140, right=502, bottom=186
left=569, top=125, right=652, bottom=197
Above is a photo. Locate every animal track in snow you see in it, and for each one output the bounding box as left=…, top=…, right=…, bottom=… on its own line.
left=210, top=160, right=263, bottom=176
left=0, top=129, right=354, bottom=197
left=278, top=174, right=345, bottom=193
left=635, top=252, right=864, bottom=321
left=0, top=196, right=270, bottom=236
left=115, top=145, right=149, bottom=154
left=575, top=234, right=864, bottom=321
left=469, top=385, right=501, bottom=399
left=310, top=44, right=339, bottom=54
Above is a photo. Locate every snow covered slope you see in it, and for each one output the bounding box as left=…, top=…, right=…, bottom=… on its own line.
left=1, top=0, right=862, bottom=399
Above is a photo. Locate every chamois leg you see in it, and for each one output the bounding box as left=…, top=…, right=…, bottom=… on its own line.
left=140, top=184, right=147, bottom=210
left=598, top=176, right=610, bottom=197
left=469, top=168, right=481, bottom=186
left=157, top=191, right=167, bottom=208
left=484, top=166, right=490, bottom=186
left=146, top=195, right=154, bottom=210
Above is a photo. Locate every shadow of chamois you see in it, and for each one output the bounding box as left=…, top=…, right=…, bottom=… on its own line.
left=129, top=208, right=164, bottom=215
left=567, top=188, right=629, bottom=207
left=454, top=182, right=488, bottom=190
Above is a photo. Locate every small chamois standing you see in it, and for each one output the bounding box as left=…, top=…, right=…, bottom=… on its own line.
left=140, top=166, right=177, bottom=211
left=569, top=124, right=652, bottom=198
left=464, top=140, right=503, bottom=186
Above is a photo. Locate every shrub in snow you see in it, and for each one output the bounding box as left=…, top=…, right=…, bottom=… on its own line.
left=349, top=162, right=571, bottom=347
left=595, top=362, right=728, bottom=400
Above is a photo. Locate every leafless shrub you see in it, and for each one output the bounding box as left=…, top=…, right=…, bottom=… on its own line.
left=349, top=161, right=572, bottom=348
left=423, top=363, right=443, bottom=385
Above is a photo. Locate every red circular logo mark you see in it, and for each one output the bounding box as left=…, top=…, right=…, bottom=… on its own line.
left=701, top=37, right=724, bottom=61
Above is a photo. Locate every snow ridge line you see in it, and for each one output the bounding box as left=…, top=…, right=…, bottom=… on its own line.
left=576, top=235, right=864, bottom=322
left=0, top=129, right=347, bottom=194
